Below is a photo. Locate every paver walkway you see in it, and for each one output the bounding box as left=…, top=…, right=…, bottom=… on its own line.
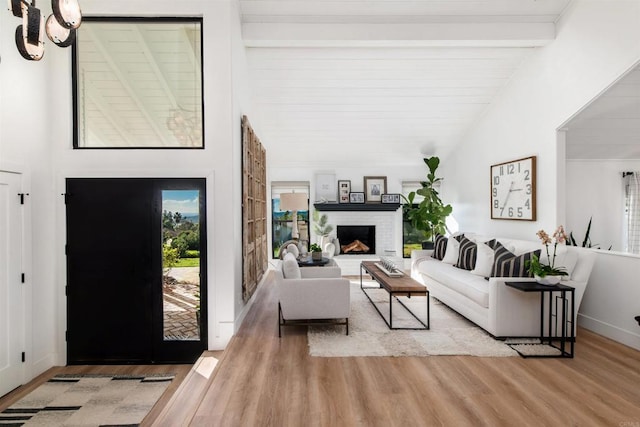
left=163, top=267, right=200, bottom=340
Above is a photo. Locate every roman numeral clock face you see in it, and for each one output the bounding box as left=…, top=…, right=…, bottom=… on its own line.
left=490, top=156, right=536, bottom=221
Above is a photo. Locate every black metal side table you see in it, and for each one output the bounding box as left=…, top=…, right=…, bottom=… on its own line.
left=505, top=281, right=575, bottom=358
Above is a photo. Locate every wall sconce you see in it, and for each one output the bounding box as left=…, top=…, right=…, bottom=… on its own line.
left=8, top=0, right=82, bottom=60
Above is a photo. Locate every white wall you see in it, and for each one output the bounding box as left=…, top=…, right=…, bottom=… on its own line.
left=1, top=3, right=57, bottom=377
left=442, top=0, right=640, bottom=239
left=566, top=159, right=640, bottom=252
left=1, top=0, right=252, bottom=381
left=443, top=1, right=640, bottom=350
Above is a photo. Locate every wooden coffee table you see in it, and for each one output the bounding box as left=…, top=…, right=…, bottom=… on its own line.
left=360, top=261, right=430, bottom=330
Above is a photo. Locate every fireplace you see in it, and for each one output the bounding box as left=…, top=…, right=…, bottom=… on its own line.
left=337, top=225, right=376, bottom=255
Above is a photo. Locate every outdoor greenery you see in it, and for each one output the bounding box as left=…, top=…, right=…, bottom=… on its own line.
left=163, top=210, right=200, bottom=269
left=402, top=157, right=453, bottom=244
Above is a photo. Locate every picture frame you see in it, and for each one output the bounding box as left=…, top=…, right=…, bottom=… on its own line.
left=363, top=176, right=387, bottom=203
left=349, top=192, right=365, bottom=204
left=381, top=193, right=400, bottom=204
left=338, top=180, right=351, bottom=203
left=315, top=173, right=337, bottom=202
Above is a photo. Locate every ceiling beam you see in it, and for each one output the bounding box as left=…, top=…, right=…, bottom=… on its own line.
left=242, top=22, right=555, bottom=48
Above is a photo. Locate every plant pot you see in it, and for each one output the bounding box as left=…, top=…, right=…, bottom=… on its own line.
left=421, top=241, right=435, bottom=250
left=535, top=274, right=562, bottom=285
left=312, top=251, right=322, bottom=260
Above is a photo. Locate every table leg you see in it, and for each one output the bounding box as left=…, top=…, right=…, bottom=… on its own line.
left=389, top=292, right=393, bottom=329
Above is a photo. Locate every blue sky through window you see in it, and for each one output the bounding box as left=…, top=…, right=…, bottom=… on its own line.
left=162, top=190, right=199, bottom=215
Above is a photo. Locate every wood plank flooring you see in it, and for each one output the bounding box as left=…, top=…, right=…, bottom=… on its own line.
left=162, top=272, right=640, bottom=426
left=3, top=271, right=640, bottom=426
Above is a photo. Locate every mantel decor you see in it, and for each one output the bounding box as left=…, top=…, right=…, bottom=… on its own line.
left=364, top=176, right=387, bottom=203
left=314, top=203, right=400, bottom=212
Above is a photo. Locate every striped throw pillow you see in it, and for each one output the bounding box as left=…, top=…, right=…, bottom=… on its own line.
left=491, top=242, right=540, bottom=278
left=431, top=234, right=448, bottom=260
left=455, top=236, right=477, bottom=270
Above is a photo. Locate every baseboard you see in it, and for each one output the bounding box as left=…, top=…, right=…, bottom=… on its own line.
left=31, top=353, right=57, bottom=380
left=578, top=314, right=640, bottom=351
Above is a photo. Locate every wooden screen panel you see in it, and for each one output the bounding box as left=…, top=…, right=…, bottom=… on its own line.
left=242, top=116, right=268, bottom=302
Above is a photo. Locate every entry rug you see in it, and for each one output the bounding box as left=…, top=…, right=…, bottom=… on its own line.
left=308, top=281, right=519, bottom=357
left=0, top=373, right=174, bottom=426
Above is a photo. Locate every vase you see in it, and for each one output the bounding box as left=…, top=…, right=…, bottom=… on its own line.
left=312, top=251, right=322, bottom=261
left=535, top=274, right=562, bottom=285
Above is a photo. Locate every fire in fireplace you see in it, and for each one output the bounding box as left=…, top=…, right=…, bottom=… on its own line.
left=337, top=225, right=376, bottom=255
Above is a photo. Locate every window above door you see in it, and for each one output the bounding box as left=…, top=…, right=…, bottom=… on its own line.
left=72, top=18, right=204, bottom=149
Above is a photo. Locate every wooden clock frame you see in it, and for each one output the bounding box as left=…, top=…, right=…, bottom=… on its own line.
left=490, top=155, right=537, bottom=221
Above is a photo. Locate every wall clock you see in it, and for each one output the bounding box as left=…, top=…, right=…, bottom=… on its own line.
left=490, top=155, right=536, bottom=221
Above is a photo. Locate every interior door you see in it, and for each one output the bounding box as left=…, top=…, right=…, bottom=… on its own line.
left=0, top=171, right=24, bottom=396
left=66, top=178, right=206, bottom=364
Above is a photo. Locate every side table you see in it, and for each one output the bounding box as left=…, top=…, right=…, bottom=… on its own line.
left=505, top=281, right=575, bottom=358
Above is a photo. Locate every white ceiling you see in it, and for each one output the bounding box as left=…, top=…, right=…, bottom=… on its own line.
left=240, top=0, right=572, bottom=168
left=565, top=66, right=640, bottom=159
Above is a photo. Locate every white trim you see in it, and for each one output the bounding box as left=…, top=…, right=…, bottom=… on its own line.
left=578, top=314, right=640, bottom=352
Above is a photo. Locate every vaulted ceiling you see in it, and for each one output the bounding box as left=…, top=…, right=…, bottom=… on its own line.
left=240, top=0, right=573, bottom=168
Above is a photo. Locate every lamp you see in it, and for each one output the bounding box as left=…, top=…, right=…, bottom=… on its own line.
left=280, top=192, right=307, bottom=240
left=7, top=0, right=82, bottom=61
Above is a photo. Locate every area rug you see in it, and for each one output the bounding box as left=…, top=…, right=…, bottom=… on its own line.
left=0, top=373, right=174, bottom=427
left=308, top=281, right=518, bottom=357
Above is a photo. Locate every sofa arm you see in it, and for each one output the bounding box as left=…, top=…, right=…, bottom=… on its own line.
left=411, top=249, right=433, bottom=281
left=488, top=277, right=540, bottom=337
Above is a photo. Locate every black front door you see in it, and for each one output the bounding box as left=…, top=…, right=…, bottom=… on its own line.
left=66, top=178, right=207, bottom=364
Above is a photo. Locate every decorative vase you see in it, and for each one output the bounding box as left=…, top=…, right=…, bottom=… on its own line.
left=333, top=238, right=340, bottom=255
left=535, top=274, right=562, bottom=285
left=312, top=251, right=322, bottom=261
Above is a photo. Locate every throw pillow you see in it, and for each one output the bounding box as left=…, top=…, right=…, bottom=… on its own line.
left=470, top=241, right=495, bottom=277
left=441, top=234, right=463, bottom=265
left=282, top=252, right=301, bottom=279
left=431, top=234, right=448, bottom=260
left=286, top=243, right=300, bottom=258
left=491, top=242, right=540, bottom=278
left=455, top=236, right=477, bottom=271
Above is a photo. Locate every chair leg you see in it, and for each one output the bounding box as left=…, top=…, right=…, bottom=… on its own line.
left=278, top=302, right=282, bottom=338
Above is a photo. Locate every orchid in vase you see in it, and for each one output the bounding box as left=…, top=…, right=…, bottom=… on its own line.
left=526, top=226, right=569, bottom=283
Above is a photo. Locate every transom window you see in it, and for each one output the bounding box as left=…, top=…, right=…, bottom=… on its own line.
left=73, top=18, right=203, bottom=149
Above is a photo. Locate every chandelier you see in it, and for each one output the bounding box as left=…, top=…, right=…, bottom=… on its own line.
left=8, top=0, right=82, bottom=61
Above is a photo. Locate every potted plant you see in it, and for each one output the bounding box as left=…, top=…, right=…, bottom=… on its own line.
left=310, top=243, right=323, bottom=260
left=526, top=226, right=569, bottom=285
left=312, top=210, right=334, bottom=249
left=402, top=156, right=453, bottom=249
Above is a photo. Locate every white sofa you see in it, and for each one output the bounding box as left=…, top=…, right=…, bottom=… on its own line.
left=275, top=253, right=351, bottom=336
left=411, top=235, right=597, bottom=338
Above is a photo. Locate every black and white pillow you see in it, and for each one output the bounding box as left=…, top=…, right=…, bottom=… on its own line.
left=455, top=236, right=477, bottom=271
left=491, top=242, right=540, bottom=278
left=431, top=233, right=448, bottom=260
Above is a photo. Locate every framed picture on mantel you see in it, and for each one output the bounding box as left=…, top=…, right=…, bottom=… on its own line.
left=338, top=180, right=351, bottom=203
left=364, top=176, right=387, bottom=203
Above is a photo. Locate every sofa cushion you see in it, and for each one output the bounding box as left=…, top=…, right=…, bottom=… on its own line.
left=432, top=234, right=448, bottom=260
left=442, top=234, right=462, bottom=265
left=455, top=236, right=477, bottom=271
left=470, top=241, right=495, bottom=277
left=491, top=242, right=540, bottom=278
left=282, top=252, right=301, bottom=279
left=423, top=261, right=489, bottom=308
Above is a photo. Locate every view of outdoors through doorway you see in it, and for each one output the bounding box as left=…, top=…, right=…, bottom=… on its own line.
left=162, top=190, right=201, bottom=341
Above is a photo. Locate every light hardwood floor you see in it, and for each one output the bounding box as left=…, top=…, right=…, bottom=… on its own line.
left=3, top=272, right=640, bottom=426
left=158, top=272, right=640, bottom=426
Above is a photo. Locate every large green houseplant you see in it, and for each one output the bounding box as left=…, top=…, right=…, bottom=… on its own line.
left=402, top=156, right=453, bottom=248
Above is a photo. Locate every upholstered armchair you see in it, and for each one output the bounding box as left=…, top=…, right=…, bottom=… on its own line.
left=275, top=253, right=350, bottom=337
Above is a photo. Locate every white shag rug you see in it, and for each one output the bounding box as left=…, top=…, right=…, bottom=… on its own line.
left=308, top=281, right=519, bottom=357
